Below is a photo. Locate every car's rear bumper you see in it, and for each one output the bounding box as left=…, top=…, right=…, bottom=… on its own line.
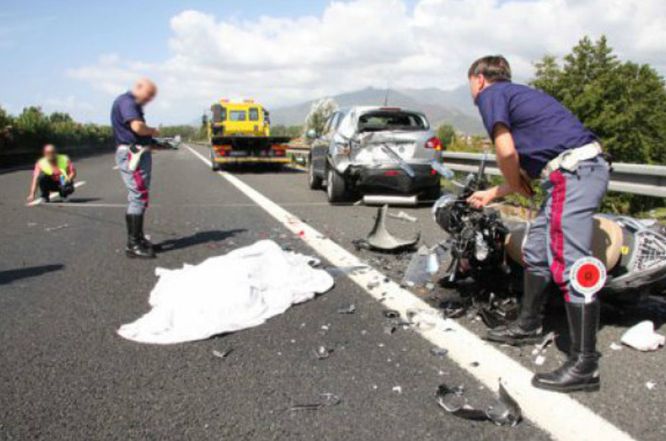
left=347, top=164, right=439, bottom=194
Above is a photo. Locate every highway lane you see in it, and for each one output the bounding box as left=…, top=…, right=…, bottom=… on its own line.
left=1, top=148, right=551, bottom=441
left=191, top=142, right=666, bottom=441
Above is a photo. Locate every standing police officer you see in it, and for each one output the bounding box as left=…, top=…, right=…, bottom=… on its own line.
left=466, top=56, right=610, bottom=393
left=111, top=78, right=160, bottom=259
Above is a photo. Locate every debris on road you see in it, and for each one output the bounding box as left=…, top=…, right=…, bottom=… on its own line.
left=436, top=381, right=521, bottom=427
left=646, top=381, right=657, bottom=390
left=430, top=347, right=449, bottom=357
left=363, top=205, right=419, bottom=252
left=314, top=345, right=334, bottom=360
left=388, top=211, right=417, bottom=223
left=621, top=320, right=665, bottom=351
left=609, top=342, right=623, bottom=351
left=392, top=386, right=403, bottom=394
left=45, top=223, right=69, bottom=232
left=117, top=240, right=334, bottom=344
left=212, top=348, right=233, bottom=359
left=383, top=309, right=400, bottom=319
left=289, top=393, right=341, bottom=412
left=337, top=304, right=356, bottom=314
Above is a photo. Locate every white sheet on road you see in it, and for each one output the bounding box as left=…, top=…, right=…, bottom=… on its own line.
left=117, top=240, right=335, bottom=344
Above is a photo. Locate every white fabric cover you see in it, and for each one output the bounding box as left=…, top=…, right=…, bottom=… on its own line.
left=118, top=240, right=334, bottom=344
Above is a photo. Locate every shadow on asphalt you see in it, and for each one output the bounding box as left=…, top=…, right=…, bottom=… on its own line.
left=0, top=264, right=65, bottom=285
left=156, top=229, right=246, bottom=253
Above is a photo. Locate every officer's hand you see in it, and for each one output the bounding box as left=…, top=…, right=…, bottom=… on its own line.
left=26, top=194, right=34, bottom=203
left=467, top=189, right=496, bottom=209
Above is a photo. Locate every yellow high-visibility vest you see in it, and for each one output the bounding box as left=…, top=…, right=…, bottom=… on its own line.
left=38, top=155, right=70, bottom=177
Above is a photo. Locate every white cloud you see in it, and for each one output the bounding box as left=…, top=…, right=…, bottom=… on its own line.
left=68, top=0, right=666, bottom=124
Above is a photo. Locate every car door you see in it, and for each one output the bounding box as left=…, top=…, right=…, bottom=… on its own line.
left=311, top=112, right=338, bottom=176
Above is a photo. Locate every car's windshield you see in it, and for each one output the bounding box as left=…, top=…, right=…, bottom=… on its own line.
left=357, top=111, right=427, bottom=132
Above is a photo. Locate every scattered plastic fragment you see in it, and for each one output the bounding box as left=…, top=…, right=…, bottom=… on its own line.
left=337, top=304, right=356, bottom=314
left=621, top=321, right=665, bottom=351
left=646, top=381, right=656, bottom=390
left=289, top=393, right=341, bottom=411
left=430, top=347, right=448, bottom=357
left=392, top=386, right=402, bottom=394
left=609, top=342, right=623, bottom=351
left=383, top=309, right=400, bottom=319
left=533, top=355, right=546, bottom=366
left=314, top=345, right=333, bottom=360
left=212, top=348, right=233, bottom=359
left=384, top=325, right=397, bottom=335
left=436, top=380, right=521, bottom=427
left=534, top=331, right=557, bottom=354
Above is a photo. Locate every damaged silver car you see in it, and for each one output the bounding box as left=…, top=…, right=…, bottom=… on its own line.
left=307, top=106, right=443, bottom=203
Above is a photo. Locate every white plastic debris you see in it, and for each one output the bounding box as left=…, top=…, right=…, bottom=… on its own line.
left=609, top=342, right=622, bottom=351
left=533, top=355, right=546, bottom=366
left=646, top=381, right=656, bottom=390
left=117, top=240, right=334, bottom=344
left=620, top=321, right=666, bottom=351
left=392, top=386, right=402, bottom=394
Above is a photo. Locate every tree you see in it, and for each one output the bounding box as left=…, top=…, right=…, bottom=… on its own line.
left=304, top=98, right=338, bottom=138
left=436, top=123, right=456, bottom=149
left=531, top=36, right=666, bottom=167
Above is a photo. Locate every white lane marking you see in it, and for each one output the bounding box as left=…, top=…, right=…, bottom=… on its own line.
left=186, top=144, right=635, bottom=441
left=27, top=181, right=86, bottom=207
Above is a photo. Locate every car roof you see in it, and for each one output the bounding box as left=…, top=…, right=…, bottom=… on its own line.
left=337, top=106, right=426, bottom=116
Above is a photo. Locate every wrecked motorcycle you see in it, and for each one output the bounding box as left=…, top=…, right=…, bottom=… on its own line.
left=428, top=155, right=666, bottom=304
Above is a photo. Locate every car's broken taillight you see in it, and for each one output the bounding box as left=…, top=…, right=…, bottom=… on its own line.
left=425, top=137, right=443, bottom=151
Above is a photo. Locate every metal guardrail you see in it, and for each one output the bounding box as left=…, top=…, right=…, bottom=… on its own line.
left=441, top=152, right=666, bottom=198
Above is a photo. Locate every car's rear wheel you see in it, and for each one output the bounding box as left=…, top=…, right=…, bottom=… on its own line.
left=308, top=155, right=323, bottom=190
left=326, top=168, right=347, bottom=203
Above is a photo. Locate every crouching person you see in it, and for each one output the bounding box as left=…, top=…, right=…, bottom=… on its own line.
left=27, top=144, right=76, bottom=203
left=466, top=56, right=610, bottom=392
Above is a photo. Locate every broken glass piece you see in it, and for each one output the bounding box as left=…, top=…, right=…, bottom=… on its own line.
left=337, top=304, right=356, bottom=314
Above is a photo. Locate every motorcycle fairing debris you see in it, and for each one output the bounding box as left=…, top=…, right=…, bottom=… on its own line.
left=364, top=205, right=420, bottom=252
left=436, top=380, right=522, bottom=427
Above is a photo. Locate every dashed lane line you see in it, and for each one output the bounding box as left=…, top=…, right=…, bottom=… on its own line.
left=185, top=144, right=635, bottom=441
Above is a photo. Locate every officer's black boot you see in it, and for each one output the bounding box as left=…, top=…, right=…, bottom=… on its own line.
left=134, top=212, right=157, bottom=253
left=532, top=300, right=601, bottom=393
left=126, top=214, right=156, bottom=259
left=485, top=271, right=550, bottom=346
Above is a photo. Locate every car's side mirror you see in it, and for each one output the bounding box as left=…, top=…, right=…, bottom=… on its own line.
left=306, top=129, right=317, bottom=139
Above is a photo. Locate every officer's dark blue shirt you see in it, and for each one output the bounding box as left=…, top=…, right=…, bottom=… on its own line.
left=475, top=81, right=597, bottom=178
left=110, top=92, right=152, bottom=146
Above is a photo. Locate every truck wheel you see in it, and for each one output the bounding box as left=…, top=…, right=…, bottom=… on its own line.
left=308, top=156, right=323, bottom=190
left=210, top=151, right=221, bottom=171
left=326, top=168, right=347, bottom=203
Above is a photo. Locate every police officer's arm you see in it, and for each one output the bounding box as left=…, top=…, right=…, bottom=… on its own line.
left=67, top=160, right=76, bottom=181
left=26, top=164, right=39, bottom=202
left=467, top=124, right=532, bottom=208
left=129, top=120, right=160, bottom=137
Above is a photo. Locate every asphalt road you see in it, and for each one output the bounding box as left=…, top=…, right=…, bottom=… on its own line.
left=1, top=145, right=664, bottom=441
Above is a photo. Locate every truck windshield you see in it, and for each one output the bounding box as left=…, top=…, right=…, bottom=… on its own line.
left=229, top=111, right=247, bottom=121
left=357, top=111, right=427, bottom=132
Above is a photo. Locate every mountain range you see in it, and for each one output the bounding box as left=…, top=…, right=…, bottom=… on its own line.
left=270, top=86, right=485, bottom=134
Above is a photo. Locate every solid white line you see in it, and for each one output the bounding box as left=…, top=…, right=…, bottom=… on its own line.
left=185, top=144, right=635, bottom=441
left=27, top=181, right=86, bottom=207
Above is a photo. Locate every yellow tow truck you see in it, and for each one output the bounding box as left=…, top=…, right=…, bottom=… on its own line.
left=208, top=99, right=292, bottom=170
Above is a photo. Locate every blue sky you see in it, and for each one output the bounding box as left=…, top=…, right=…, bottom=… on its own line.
left=1, top=0, right=663, bottom=125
